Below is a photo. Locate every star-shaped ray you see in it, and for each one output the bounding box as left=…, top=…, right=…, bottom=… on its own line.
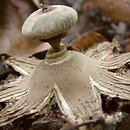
left=0, top=40, right=130, bottom=127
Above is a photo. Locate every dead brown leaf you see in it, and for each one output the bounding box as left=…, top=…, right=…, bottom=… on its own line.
left=69, top=32, right=106, bottom=52
left=92, top=0, right=130, bottom=23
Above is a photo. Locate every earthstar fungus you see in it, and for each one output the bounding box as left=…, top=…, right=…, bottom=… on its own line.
left=1, top=5, right=130, bottom=127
